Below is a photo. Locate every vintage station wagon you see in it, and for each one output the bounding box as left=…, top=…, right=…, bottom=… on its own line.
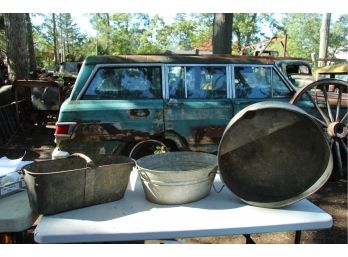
left=53, top=54, right=299, bottom=159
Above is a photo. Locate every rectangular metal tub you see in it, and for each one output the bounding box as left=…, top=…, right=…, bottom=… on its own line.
left=22, top=153, right=134, bottom=215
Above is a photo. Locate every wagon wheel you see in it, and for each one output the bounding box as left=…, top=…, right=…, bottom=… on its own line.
left=289, top=78, right=348, bottom=180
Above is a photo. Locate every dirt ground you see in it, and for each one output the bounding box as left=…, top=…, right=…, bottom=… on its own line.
left=0, top=122, right=347, bottom=244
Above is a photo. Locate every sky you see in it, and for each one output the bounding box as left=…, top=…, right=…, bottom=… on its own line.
left=2, top=0, right=345, bottom=13
left=73, top=13, right=177, bottom=37
left=18, top=0, right=345, bottom=38
left=31, top=13, right=177, bottom=37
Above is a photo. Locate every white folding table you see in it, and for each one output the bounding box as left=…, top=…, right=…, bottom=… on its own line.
left=34, top=172, right=333, bottom=244
left=0, top=190, right=38, bottom=244
left=0, top=156, right=37, bottom=238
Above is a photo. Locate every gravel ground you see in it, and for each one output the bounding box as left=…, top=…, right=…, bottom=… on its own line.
left=1, top=123, right=347, bottom=244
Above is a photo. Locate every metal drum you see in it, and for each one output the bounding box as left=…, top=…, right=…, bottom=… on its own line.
left=218, top=101, right=333, bottom=208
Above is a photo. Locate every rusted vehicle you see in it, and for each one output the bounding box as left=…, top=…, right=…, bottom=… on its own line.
left=53, top=54, right=298, bottom=159
left=313, top=63, right=348, bottom=81
left=275, top=59, right=314, bottom=88
left=13, top=80, right=64, bottom=126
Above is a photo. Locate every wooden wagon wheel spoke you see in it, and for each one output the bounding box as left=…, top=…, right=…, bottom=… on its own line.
left=321, top=84, right=334, bottom=122
left=333, top=140, right=344, bottom=177
left=340, top=111, right=347, bottom=124
left=335, top=88, right=343, bottom=122
left=290, top=78, right=348, bottom=180
left=338, top=138, right=348, bottom=154
left=304, top=90, right=331, bottom=125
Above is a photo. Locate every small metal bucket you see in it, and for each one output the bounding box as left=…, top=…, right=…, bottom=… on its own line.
left=136, top=152, right=217, bottom=204
left=23, top=153, right=135, bottom=215
left=218, top=101, right=333, bottom=208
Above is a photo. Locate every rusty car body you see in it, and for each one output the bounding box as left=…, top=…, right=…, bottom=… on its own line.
left=53, top=54, right=299, bottom=158
left=12, top=80, right=64, bottom=126
left=275, top=59, right=314, bottom=88
left=310, top=63, right=348, bottom=107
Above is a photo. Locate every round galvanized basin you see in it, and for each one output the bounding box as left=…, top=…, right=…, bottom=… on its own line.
left=218, top=101, right=333, bottom=208
left=136, top=152, right=217, bottom=204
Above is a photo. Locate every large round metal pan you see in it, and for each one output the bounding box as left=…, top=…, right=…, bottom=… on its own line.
left=218, top=101, right=333, bottom=208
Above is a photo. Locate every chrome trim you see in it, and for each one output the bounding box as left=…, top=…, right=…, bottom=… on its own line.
left=54, top=121, right=77, bottom=136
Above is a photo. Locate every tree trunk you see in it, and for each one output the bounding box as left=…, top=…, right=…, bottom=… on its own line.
left=235, top=30, right=241, bottom=53
left=26, top=14, right=36, bottom=76
left=212, top=13, right=233, bottom=54
left=3, top=13, right=30, bottom=81
left=59, top=14, right=65, bottom=63
left=52, top=14, right=59, bottom=67
left=106, top=14, right=110, bottom=55
left=318, top=13, right=331, bottom=67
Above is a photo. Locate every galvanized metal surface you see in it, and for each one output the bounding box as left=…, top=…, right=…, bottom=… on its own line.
left=136, top=151, right=217, bottom=205
left=23, top=153, right=134, bottom=215
left=218, top=101, right=333, bottom=208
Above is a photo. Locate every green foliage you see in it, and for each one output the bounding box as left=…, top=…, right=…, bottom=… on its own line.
left=20, top=13, right=348, bottom=67
left=231, top=14, right=281, bottom=55
left=167, top=13, right=213, bottom=51
left=329, top=14, right=348, bottom=57
left=89, top=13, right=197, bottom=54
left=33, top=13, right=86, bottom=68
left=279, top=14, right=322, bottom=58
left=233, top=13, right=258, bottom=52
left=135, top=15, right=168, bottom=54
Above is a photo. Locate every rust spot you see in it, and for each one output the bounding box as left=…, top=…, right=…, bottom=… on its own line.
left=129, top=109, right=150, bottom=119
left=74, top=124, right=151, bottom=142
left=191, top=126, right=225, bottom=144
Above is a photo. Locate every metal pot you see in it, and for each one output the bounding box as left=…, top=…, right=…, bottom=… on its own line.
left=136, top=152, right=217, bottom=204
left=218, top=101, right=333, bottom=208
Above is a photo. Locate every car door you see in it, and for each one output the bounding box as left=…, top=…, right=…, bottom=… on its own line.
left=68, top=65, right=165, bottom=155
left=164, top=64, right=233, bottom=153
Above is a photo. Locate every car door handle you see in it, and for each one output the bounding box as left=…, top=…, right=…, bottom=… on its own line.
left=167, top=98, right=183, bottom=107
left=130, top=109, right=150, bottom=118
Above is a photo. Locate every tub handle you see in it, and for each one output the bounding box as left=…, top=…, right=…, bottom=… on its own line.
left=71, top=153, right=96, bottom=169
left=71, top=153, right=96, bottom=205
left=210, top=168, right=225, bottom=193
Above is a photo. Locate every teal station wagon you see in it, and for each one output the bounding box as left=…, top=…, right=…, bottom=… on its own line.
left=53, top=54, right=299, bottom=159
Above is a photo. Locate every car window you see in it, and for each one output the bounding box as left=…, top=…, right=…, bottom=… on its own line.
left=235, top=66, right=291, bottom=98
left=336, top=74, right=348, bottom=81
left=318, top=74, right=348, bottom=82
left=168, top=66, right=227, bottom=99
left=235, top=66, right=271, bottom=98
left=286, top=64, right=311, bottom=75
left=168, top=66, right=185, bottom=98
left=83, top=66, right=162, bottom=100
left=272, top=70, right=293, bottom=97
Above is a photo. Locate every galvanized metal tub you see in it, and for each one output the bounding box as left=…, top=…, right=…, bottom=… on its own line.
left=136, top=152, right=217, bottom=204
left=218, top=101, right=333, bottom=208
left=23, top=153, right=134, bottom=215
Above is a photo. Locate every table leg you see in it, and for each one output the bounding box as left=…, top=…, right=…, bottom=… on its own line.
left=295, top=230, right=302, bottom=244
left=244, top=234, right=256, bottom=244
